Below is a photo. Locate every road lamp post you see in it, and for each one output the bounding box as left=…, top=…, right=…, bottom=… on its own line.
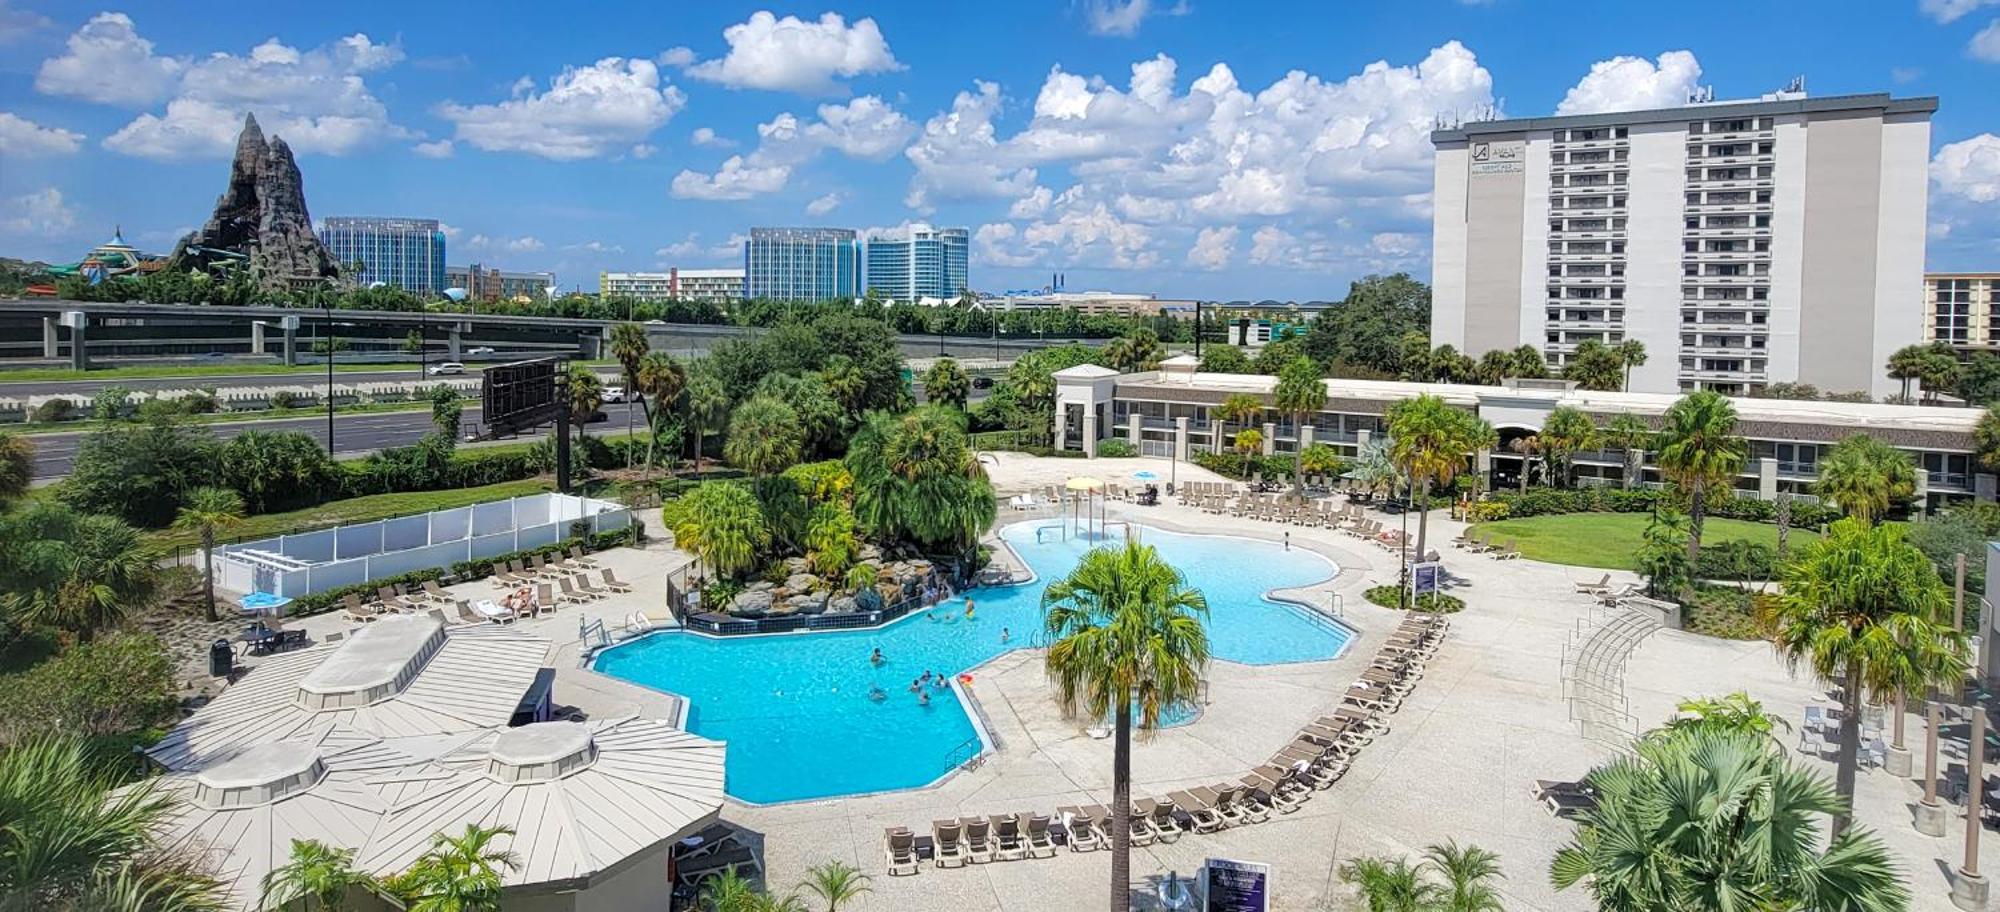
left=324, top=290, right=335, bottom=455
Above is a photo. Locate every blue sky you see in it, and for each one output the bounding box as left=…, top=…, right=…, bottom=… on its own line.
left=1, top=0, right=1998, bottom=299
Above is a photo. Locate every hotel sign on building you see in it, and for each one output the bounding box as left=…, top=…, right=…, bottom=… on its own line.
left=1468, top=140, right=1525, bottom=175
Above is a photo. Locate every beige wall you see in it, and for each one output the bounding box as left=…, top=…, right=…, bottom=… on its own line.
left=1461, top=134, right=1529, bottom=352
left=1795, top=111, right=1884, bottom=396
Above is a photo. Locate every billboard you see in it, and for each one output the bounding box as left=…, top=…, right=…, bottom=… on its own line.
left=482, top=357, right=562, bottom=438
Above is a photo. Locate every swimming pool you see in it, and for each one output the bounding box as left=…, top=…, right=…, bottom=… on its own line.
left=591, top=520, right=1348, bottom=803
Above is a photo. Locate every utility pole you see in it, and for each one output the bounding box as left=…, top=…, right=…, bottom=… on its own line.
left=324, top=289, right=335, bottom=455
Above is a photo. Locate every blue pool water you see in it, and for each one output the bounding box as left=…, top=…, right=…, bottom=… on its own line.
left=591, top=520, right=1348, bottom=803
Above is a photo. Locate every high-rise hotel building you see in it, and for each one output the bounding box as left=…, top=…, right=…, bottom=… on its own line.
left=1429, top=92, right=1933, bottom=398
left=319, top=216, right=447, bottom=295
left=743, top=227, right=861, bottom=301
left=863, top=223, right=970, bottom=302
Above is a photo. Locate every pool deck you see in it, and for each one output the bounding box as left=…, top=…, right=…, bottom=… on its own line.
left=248, top=455, right=2000, bottom=910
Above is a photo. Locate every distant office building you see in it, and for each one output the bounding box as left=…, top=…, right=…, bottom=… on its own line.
left=1430, top=91, right=1932, bottom=398
left=744, top=228, right=860, bottom=301
left=445, top=263, right=553, bottom=302
left=320, top=217, right=446, bottom=295
left=863, top=223, right=969, bottom=302
left=598, top=268, right=744, bottom=302
left=977, top=290, right=1196, bottom=318
left=1925, top=272, right=2000, bottom=353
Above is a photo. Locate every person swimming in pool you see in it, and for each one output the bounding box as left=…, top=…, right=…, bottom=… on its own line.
left=918, top=689, right=931, bottom=706
left=870, top=647, right=884, bottom=665
left=1001, top=626, right=1011, bottom=643
left=868, top=685, right=887, bottom=701
left=909, top=678, right=922, bottom=692
left=964, top=599, right=976, bottom=619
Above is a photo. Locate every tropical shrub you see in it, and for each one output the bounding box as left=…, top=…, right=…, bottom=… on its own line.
left=0, top=632, right=177, bottom=748
left=1363, top=585, right=1465, bottom=614
left=1487, top=486, right=1840, bottom=527
left=664, top=482, right=771, bottom=579
left=219, top=430, right=340, bottom=514
left=846, top=406, right=997, bottom=553
left=89, top=386, right=131, bottom=421
left=1096, top=438, right=1138, bottom=458
left=30, top=398, right=73, bottom=423
left=61, top=418, right=218, bottom=526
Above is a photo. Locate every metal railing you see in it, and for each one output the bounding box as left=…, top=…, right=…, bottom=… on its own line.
left=943, top=735, right=984, bottom=772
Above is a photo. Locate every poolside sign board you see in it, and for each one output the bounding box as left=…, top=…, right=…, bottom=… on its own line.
left=1411, top=561, right=1443, bottom=595
left=1201, top=857, right=1270, bottom=912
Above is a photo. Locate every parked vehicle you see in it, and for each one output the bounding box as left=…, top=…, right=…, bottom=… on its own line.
left=602, top=385, right=627, bottom=402
left=428, top=361, right=466, bottom=375
left=466, top=346, right=496, bottom=355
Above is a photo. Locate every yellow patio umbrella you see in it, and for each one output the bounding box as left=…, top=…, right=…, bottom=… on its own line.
left=1065, top=476, right=1105, bottom=491
left=1065, top=477, right=1105, bottom=539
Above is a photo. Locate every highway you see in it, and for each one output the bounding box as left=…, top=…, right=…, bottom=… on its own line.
left=0, top=364, right=579, bottom=399
left=27, top=400, right=648, bottom=480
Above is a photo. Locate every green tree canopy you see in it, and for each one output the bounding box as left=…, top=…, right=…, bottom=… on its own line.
left=845, top=406, right=997, bottom=552
left=1300, top=273, right=1431, bottom=376
left=921, top=357, right=972, bottom=411
left=724, top=395, right=806, bottom=477
left=664, top=482, right=770, bottom=580
left=1814, top=434, right=1916, bottom=524
left=1562, top=339, right=1625, bottom=392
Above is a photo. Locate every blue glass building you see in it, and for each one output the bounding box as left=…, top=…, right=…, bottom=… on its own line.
left=743, top=227, right=861, bottom=301
left=863, top=224, right=969, bottom=302
left=319, top=216, right=447, bottom=295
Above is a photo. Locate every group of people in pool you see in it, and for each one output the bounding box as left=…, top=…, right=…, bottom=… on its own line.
left=860, top=618, right=1014, bottom=705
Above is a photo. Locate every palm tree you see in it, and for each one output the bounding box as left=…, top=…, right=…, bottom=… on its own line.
left=1662, top=690, right=1788, bottom=740
left=1338, top=841, right=1503, bottom=912
left=724, top=395, right=805, bottom=478
left=172, top=487, right=246, bottom=623
left=664, top=482, right=770, bottom=579
left=1766, top=518, right=1967, bottom=834
left=1, top=505, right=159, bottom=641
left=1598, top=414, right=1652, bottom=489
left=637, top=351, right=688, bottom=471
left=1537, top=406, right=1595, bottom=489
left=1387, top=394, right=1492, bottom=558
left=1886, top=343, right=1929, bottom=401
left=262, top=839, right=375, bottom=911
left=1507, top=434, right=1542, bottom=493
left=1299, top=443, right=1343, bottom=479
left=1653, top=390, right=1746, bottom=570
left=819, top=355, right=867, bottom=420
left=1562, top=339, right=1625, bottom=392
left=0, top=736, right=225, bottom=910
left=796, top=861, right=871, bottom=912
left=686, top=372, right=730, bottom=474
left=1214, top=393, right=1264, bottom=455
left=1042, top=541, right=1210, bottom=912
left=844, top=407, right=996, bottom=552
left=1274, top=357, right=1328, bottom=495
left=1814, top=433, right=1916, bottom=524
left=1231, top=427, right=1263, bottom=457
left=388, top=824, right=520, bottom=912
left=564, top=364, right=603, bottom=447
left=700, top=868, right=806, bottom=912
left=1613, top=338, right=1646, bottom=392
left=1976, top=403, right=2000, bottom=477
left=608, top=322, right=651, bottom=404
left=1350, top=437, right=1401, bottom=498
left=1551, top=728, right=1909, bottom=909
left=922, top=357, right=971, bottom=411
left=0, top=429, right=33, bottom=501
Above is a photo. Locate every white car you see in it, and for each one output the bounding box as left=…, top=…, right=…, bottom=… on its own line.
left=602, top=385, right=627, bottom=402
left=428, top=362, right=466, bottom=376
left=466, top=346, right=496, bottom=355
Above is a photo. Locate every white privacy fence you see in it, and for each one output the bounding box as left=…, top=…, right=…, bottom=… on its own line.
left=216, top=493, right=632, bottom=598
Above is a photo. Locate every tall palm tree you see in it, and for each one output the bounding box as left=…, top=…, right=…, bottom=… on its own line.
left=0, top=736, right=225, bottom=911
left=1886, top=343, right=1929, bottom=402
left=724, top=395, right=805, bottom=478
left=1507, top=434, right=1542, bottom=494
left=1387, top=394, right=1492, bottom=558
left=1654, top=390, right=1745, bottom=570
left=1814, top=433, right=1916, bottom=525
left=796, top=861, right=871, bottom=912
left=1214, top=393, right=1264, bottom=456
left=1766, top=519, right=1967, bottom=834
left=1042, top=541, right=1210, bottom=912
left=686, top=372, right=730, bottom=474
left=921, top=357, right=971, bottom=411
left=388, top=824, right=520, bottom=912
left=636, top=351, right=688, bottom=471
left=1423, top=842, right=1505, bottom=912
left=173, top=487, right=246, bottom=623
left=1538, top=406, right=1595, bottom=489
left=1273, top=357, right=1328, bottom=496
left=1613, top=338, right=1647, bottom=392
left=262, top=839, right=375, bottom=911
left=607, top=322, right=651, bottom=404
left=664, top=482, right=770, bottom=579
left=1551, top=728, right=1909, bottom=909
left=564, top=364, right=603, bottom=449
left=1599, top=414, right=1652, bottom=490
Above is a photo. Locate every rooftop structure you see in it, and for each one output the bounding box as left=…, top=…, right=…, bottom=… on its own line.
left=1055, top=364, right=1991, bottom=506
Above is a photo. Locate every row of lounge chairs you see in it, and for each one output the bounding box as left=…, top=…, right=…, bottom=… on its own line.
left=884, top=615, right=1451, bottom=876
left=341, top=580, right=459, bottom=623
left=458, top=568, right=637, bottom=624
left=489, top=547, right=601, bottom=588
left=1449, top=530, right=1520, bottom=560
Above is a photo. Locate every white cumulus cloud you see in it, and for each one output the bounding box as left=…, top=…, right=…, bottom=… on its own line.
left=0, top=112, right=83, bottom=156
left=412, top=139, right=454, bottom=158
left=670, top=155, right=791, bottom=200
left=1083, top=0, right=1188, bottom=36
left=1554, top=50, right=1701, bottom=115
left=438, top=57, right=686, bottom=160
left=805, top=192, right=844, bottom=216
left=684, top=11, right=902, bottom=96
left=671, top=95, right=914, bottom=199
left=690, top=126, right=734, bottom=147
left=1923, top=0, right=2000, bottom=23
left=1186, top=226, right=1236, bottom=269
left=34, top=12, right=183, bottom=105
left=1933, top=133, right=2000, bottom=202
left=0, top=186, right=77, bottom=235
left=466, top=234, right=545, bottom=253
left=1972, top=19, right=2000, bottom=61
left=81, top=20, right=408, bottom=160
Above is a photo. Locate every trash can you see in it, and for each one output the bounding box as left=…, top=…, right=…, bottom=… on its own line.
left=209, top=638, right=234, bottom=678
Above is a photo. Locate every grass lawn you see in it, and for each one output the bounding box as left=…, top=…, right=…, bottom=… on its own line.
left=1469, top=512, right=1819, bottom=571
left=144, top=477, right=555, bottom=552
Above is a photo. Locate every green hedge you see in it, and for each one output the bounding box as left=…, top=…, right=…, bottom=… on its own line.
left=1487, top=487, right=1840, bottom=528
left=1363, top=584, right=1465, bottom=614
left=1095, top=439, right=1137, bottom=458
left=1190, top=451, right=1293, bottom=480
left=282, top=529, right=638, bottom=619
